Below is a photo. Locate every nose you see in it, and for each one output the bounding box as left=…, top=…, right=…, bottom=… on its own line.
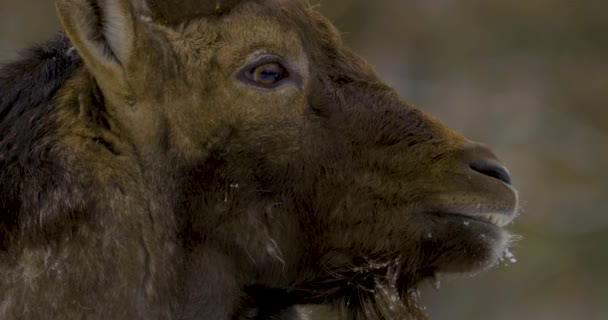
left=462, top=144, right=512, bottom=185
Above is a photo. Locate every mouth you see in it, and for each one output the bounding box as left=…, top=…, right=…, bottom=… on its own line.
left=424, top=201, right=518, bottom=229
left=456, top=211, right=515, bottom=227
left=424, top=187, right=519, bottom=229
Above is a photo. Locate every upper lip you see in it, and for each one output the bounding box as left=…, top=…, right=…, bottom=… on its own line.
left=423, top=191, right=519, bottom=228
left=413, top=169, right=519, bottom=227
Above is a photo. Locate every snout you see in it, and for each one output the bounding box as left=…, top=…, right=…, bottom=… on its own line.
left=424, top=142, right=518, bottom=227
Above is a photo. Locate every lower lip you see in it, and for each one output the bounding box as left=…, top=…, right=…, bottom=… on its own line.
left=456, top=214, right=509, bottom=227
left=429, top=212, right=509, bottom=227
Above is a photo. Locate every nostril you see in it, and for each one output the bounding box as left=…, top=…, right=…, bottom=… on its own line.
left=469, top=160, right=512, bottom=185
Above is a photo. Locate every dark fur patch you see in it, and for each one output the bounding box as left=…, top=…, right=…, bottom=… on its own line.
left=0, top=34, right=82, bottom=248
left=148, top=0, right=244, bottom=24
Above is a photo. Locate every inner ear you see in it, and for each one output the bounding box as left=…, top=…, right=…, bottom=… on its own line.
left=55, top=0, right=137, bottom=95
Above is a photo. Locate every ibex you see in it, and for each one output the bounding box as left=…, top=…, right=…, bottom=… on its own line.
left=0, top=0, right=518, bottom=319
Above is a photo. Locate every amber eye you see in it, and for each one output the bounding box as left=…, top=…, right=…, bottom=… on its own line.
left=247, top=62, right=289, bottom=87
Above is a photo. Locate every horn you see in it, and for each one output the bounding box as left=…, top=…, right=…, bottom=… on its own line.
left=146, top=0, right=243, bottom=25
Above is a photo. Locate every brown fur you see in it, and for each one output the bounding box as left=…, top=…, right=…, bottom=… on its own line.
left=0, top=1, right=518, bottom=319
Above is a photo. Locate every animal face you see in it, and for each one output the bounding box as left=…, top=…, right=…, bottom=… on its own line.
left=1, top=0, right=518, bottom=318
left=139, top=0, right=517, bottom=278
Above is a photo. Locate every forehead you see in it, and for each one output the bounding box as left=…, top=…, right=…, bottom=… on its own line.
left=218, top=1, right=307, bottom=62
left=169, top=0, right=319, bottom=76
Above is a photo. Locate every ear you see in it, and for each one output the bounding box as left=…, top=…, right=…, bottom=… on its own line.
left=55, top=0, right=138, bottom=98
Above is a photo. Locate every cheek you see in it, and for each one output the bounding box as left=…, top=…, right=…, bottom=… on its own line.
left=225, top=91, right=310, bottom=157
left=235, top=89, right=308, bottom=121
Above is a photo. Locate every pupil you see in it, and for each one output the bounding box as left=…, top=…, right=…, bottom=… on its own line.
left=260, top=71, right=278, bottom=80
left=250, top=63, right=286, bottom=85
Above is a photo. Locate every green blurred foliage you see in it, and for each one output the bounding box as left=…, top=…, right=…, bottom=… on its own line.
left=1, top=0, right=606, bottom=319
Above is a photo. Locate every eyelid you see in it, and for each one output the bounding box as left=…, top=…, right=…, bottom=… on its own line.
left=247, top=54, right=287, bottom=68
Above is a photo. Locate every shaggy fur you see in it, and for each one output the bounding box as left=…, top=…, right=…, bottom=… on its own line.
left=0, top=1, right=518, bottom=319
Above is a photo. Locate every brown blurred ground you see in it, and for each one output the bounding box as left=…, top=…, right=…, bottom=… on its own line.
left=1, top=1, right=607, bottom=319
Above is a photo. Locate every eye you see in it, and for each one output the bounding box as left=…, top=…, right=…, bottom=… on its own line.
left=245, top=62, right=289, bottom=87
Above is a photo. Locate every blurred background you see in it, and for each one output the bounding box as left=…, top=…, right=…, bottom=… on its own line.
left=1, top=0, right=606, bottom=319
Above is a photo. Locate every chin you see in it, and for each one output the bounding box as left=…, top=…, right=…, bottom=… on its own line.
left=427, top=214, right=516, bottom=275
